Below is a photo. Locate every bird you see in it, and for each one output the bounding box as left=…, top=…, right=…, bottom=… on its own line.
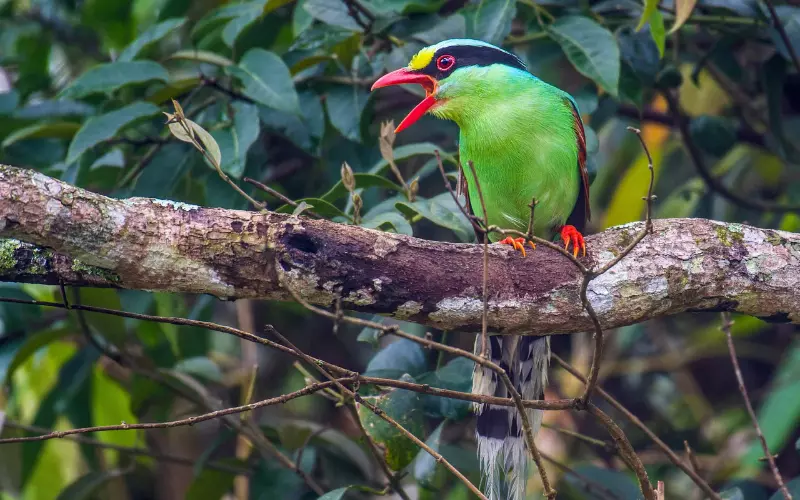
left=371, top=39, right=591, bottom=500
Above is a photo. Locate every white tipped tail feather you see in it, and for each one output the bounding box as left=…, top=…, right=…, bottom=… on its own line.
left=472, top=335, right=551, bottom=500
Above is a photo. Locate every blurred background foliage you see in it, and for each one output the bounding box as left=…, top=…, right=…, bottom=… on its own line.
left=0, top=0, right=799, bottom=499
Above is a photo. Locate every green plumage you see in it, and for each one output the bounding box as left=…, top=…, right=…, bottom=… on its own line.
left=431, top=64, right=581, bottom=242
left=371, top=38, right=589, bottom=500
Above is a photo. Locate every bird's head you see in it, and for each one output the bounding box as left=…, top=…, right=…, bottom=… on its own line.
left=371, top=39, right=529, bottom=133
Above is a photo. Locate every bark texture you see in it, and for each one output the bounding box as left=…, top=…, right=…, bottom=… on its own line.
left=0, top=164, right=798, bottom=334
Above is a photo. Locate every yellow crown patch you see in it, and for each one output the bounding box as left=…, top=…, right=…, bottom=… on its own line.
left=408, top=47, right=434, bottom=70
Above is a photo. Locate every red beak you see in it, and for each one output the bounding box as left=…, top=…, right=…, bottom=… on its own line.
left=371, top=68, right=439, bottom=133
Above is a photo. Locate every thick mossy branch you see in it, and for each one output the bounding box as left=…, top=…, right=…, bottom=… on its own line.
left=0, top=164, right=798, bottom=334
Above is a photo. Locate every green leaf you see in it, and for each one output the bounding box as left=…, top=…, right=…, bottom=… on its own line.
left=720, top=488, right=745, bottom=500
left=275, top=197, right=349, bottom=219
left=635, top=0, right=658, bottom=31
left=364, top=338, right=426, bottom=379
left=417, top=357, right=474, bottom=420
left=67, top=102, right=160, bottom=164
left=719, top=479, right=769, bottom=500
left=325, top=85, right=369, bottom=142
left=227, top=49, right=300, bottom=114
left=174, top=356, right=223, bottom=383
left=211, top=102, right=260, bottom=178
left=0, top=90, right=19, bottom=114
left=361, top=211, right=413, bottom=236
left=222, top=3, right=263, bottom=47
left=185, top=467, right=236, bottom=500
left=689, top=115, right=736, bottom=157
left=564, top=465, right=641, bottom=499
left=357, top=382, right=426, bottom=471
left=61, top=61, right=169, bottom=99
left=2, top=325, right=70, bottom=386
left=650, top=10, right=666, bottom=58
left=1, top=122, right=81, bottom=149
left=395, top=193, right=473, bottom=242
left=293, top=0, right=315, bottom=36
left=548, top=16, right=620, bottom=97
left=474, top=0, right=515, bottom=46
left=303, top=0, right=363, bottom=31
left=414, top=14, right=466, bottom=45
left=318, top=487, right=351, bottom=500
left=168, top=50, right=234, bottom=67
left=413, top=421, right=445, bottom=487
left=264, top=0, right=296, bottom=15
left=769, top=477, right=800, bottom=500
left=742, top=342, right=800, bottom=474
left=668, top=0, right=699, bottom=35
left=56, top=469, right=129, bottom=500
left=118, top=18, right=187, bottom=62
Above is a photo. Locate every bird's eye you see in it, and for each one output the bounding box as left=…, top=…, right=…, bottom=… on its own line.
left=436, top=55, right=455, bottom=71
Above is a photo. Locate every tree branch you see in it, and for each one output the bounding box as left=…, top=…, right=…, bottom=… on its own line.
left=0, top=164, right=797, bottom=334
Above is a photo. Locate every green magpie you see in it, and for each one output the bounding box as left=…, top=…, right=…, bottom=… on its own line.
left=371, top=39, right=591, bottom=500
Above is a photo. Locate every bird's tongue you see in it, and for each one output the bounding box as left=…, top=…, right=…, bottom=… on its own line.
left=396, top=95, right=436, bottom=133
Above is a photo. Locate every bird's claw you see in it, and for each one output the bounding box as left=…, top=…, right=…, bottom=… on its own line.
left=498, top=237, right=535, bottom=257
left=560, top=225, right=586, bottom=258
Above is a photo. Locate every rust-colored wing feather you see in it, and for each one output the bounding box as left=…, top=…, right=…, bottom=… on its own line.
left=565, top=98, right=591, bottom=230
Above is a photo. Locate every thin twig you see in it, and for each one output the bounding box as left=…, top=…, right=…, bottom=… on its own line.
left=0, top=296, right=573, bottom=411
left=587, top=403, right=656, bottom=499
left=283, top=282, right=557, bottom=497
left=552, top=354, right=722, bottom=500
left=683, top=440, right=702, bottom=475
left=722, top=312, right=792, bottom=500
left=578, top=128, right=656, bottom=406
left=466, top=160, right=491, bottom=363
left=0, top=379, right=353, bottom=444
left=243, top=177, right=322, bottom=219
left=2, top=421, right=251, bottom=475
left=663, top=90, right=800, bottom=213
left=264, top=325, right=488, bottom=500
left=541, top=451, right=621, bottom=500
left=763, top=0, right=800, bottom=74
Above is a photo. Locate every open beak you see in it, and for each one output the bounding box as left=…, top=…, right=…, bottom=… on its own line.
left=371, top=68, right=439, bottom=133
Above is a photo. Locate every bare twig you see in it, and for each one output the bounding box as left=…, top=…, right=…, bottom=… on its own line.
left=284, top=277, right=560, bottom=497
left=541, top=451, right=620, bottom=500
left=722, top=312, right=792, bottom=500
left=243, top=177, right=326, bottom=220
left=0, top=296, right=574, bottom=411
left=579, top=127, right=656, bottom=406
left=656, top=481, right=665, bottom=500
left=683, top=440, right=702, bottom=476
left=466, top=160, right=491, bottom=363
left=663, top=91, right=800, bottom=213
left=587, top=403, right=656, bottom=499
left=763, top=0, right=800, bottom=73
left=264, top=324, right=488, bottom=500
left=2, top=421, right=251, bottom=475
left=0, top=379, right=353, bottom=445
left=553, top=354, right=722, bottom=500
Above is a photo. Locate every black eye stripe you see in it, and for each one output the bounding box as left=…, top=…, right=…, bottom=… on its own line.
left=417, top=45, right=528, bottom=79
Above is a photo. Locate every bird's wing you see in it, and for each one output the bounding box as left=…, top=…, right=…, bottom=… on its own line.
left=564, top=97, right=591, bottom=228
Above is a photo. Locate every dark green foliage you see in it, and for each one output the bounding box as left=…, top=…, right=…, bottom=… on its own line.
left=1, top=0, right=799, bottom=499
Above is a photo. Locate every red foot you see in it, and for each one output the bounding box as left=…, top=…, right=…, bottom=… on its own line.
left=560, top=225, right=586, bottom=257
left=498, top=237, right=536, bottom=257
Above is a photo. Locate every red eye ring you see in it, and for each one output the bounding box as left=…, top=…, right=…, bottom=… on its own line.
left=436, top=54, right=455, bottom=71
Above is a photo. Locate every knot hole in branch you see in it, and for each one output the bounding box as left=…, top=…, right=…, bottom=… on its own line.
left=286, top=233, right=318, bottom=254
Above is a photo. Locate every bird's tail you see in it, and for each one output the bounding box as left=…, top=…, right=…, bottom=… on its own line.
left=472, top=334, right=550, bottom=500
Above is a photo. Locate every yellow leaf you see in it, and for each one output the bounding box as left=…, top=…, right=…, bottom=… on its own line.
left=668, top=0, right=699, bottom=34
